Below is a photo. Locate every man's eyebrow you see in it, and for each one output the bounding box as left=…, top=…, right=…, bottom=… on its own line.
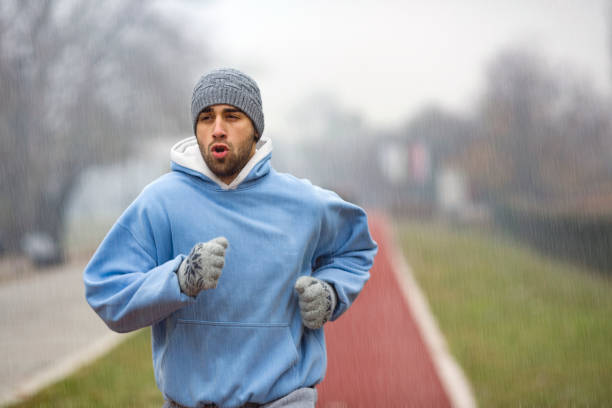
left=199, top=107, right=243, bottom=115
left=222, top=107, right=243, bottom=114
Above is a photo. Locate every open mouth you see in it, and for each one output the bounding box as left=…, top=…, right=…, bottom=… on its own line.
left=211, top=144, right=229, bottom=159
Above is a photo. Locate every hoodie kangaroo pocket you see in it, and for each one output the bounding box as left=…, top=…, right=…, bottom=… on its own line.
left=159, top=319, right=299, bottom=405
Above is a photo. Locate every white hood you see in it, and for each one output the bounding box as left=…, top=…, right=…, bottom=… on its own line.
left=170, top=136, right=273, bottom=190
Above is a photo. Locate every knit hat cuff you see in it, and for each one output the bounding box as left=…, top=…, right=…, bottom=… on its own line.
left=191, top=85, right=264, bottom=138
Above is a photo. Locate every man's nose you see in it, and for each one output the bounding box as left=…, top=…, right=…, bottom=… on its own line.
left=212, top=117, right=226, bottom=138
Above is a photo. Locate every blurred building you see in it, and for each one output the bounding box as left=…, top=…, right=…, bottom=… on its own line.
left=64, top=136, right=179, bottom=253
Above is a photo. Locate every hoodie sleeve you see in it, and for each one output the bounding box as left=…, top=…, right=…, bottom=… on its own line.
left=311, top=189, right=378, bottom=321
left=83, top=193, right=195, bottom=333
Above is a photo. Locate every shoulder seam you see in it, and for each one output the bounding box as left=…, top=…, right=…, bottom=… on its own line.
left=115, top=222, right=157, bottom=264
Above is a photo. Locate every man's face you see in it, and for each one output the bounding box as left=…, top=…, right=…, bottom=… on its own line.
left=195, top=104, right=258, bottom=184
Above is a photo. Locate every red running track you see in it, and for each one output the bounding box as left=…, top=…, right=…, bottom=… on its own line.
left=317, top=215, right=451, bottom=407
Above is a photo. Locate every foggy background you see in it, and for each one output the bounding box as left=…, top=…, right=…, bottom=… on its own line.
left=1, top=0, right=611, bottom=405
left=1, top=0, right=611, bottom=265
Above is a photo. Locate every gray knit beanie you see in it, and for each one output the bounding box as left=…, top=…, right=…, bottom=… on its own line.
left=191, top=68, right=264, bottom=139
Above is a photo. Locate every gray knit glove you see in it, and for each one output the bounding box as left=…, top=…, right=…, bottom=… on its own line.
left=177, top=237, right=228, bottom=297
left=295, top=276, right=337, bottom=330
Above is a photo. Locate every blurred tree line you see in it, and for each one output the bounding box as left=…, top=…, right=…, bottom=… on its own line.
left=468, top=1, right=612, bottom=213
left=296, top=47, right=612, bottom=214
left=459, top=48, right=612, bottom=210
left=294, top=7, right=612, bottom=270
left=0, top=0, right=197, bottom=256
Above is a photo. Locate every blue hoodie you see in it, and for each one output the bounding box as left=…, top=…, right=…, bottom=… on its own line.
left=83, top=136, right=377, bottom=407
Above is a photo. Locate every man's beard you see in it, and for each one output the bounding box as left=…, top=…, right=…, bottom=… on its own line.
left=199, top=134, right=256, bottom=182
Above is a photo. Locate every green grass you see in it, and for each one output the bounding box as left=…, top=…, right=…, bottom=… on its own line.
left=8, top=329, right=162, bottom=408
left=396, top=220, right=612, bottom=407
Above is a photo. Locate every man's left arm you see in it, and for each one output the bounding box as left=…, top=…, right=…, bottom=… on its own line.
left=308, top=191, right=378, bottom=322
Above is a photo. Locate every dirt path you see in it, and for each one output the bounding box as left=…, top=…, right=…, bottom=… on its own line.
left=317, top=215, right=453, bottom=407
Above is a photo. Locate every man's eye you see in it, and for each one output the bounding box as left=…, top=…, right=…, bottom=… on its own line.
left=199, top=115, right=211, bottom=121
left=227, top=115, right=240, bottom=120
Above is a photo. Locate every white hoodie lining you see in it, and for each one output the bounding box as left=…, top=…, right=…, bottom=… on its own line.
left=170, top=136, right=273, bottom=190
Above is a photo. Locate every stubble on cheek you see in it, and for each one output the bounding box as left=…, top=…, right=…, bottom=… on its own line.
left=199, top=140, right=254, bottom=180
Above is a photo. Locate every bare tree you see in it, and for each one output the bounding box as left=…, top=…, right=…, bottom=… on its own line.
left=468, top=48, right=612, bottom=205
left=0, top=0, right=200, bottom=255
left=479, top=49, right=560, bottom=197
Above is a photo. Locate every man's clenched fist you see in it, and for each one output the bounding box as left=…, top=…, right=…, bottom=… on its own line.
left=294, top=276, right=337, bottom=330
left=177, top=237, right=228, bottom=297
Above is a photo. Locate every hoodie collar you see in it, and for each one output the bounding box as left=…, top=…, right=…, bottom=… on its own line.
left=170, top=136, right=273, bottom=190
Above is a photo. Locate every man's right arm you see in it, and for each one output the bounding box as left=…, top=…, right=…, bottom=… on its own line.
left=83, top=218, right=195, bottom=333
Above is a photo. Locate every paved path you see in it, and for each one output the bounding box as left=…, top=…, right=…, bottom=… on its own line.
left=317, top=215, right=474, bottom=407
left=0, top=260, right=124, bottom=406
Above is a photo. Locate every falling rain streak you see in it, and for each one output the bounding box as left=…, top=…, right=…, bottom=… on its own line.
left=0, top=0, right=611, bottom=406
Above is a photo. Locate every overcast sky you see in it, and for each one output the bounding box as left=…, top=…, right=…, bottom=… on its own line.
left=175, top=0, right=611, bottom=141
